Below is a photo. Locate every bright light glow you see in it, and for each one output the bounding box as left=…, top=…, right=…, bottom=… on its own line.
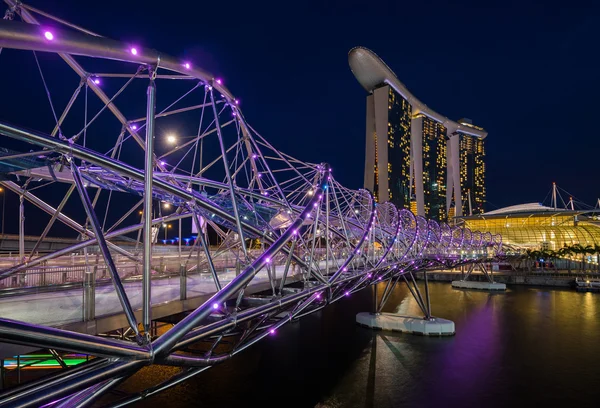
left=216, top=78, right=222, bottom=84
left=316, top=293, right=321, bottom=299
left=308, top=190, right=314, bottom=196
left=131, top=124, right=138, bottom=130
left=293, top=229, right=297, bottom=235
left=266, top=257, right=271, bottom=263
left=367, top=273, right=372, bottom=278
left=93, top=78, right=100, bottom=85
left=163, top=202, right=171, bottom=209
left=345, top=291, right=350, bottom=296
left=160, top=161, right=166, bottom=166
left=184, top=62, right=191, bottom=69
left=343, top=267, right=348, bottom=272
left=270, top=329, right=275, bottom=335
left=235, top=99, right=239, bottom=105
left=166, top=134, right=177, bottom=144
left=212, top=303, right=219, bottom=310
left=252, top=154, right=257, bottom=159
left=44, top=31, right=54, bottom=40
left=130, top=47, right=138, bottom=55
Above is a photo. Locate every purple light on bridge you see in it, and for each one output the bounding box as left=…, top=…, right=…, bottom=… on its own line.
left=293, top=229, right=298, bottom=235
left=44, top=31, right=54, bottom=40
left=184, top=62, right=191, bottom=69
left=252, top=154, right=257, bottom=159
left=257, top=173, right=262, bottom=178
left=269, top=329, right=275, bottom=335
left=130, top=47, right=138, bottom=55
left=212, top=303, right=219, bottom=310
left=216, top=78, right=222, bottom=84
left=367, top=273, right=372, bottom=278
left=131, top=124, right=138, bottom=130
left=235, top=99, right=239, bottom=105
left=316, top=293, right=321, bottom=299
left=160, top=161, right=166, bottom=166
left=93, top=78, right=100, bottom=85
left=343, top=267, right=348, bottom=272
left=266, top=257, right=271, bottom=263
left=345, top=291, right=350, bottom=296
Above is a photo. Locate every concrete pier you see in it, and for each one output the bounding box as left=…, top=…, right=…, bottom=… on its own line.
left=356, top=312, right=455, bottom=336
left=451, top=280, right=506, bottom=291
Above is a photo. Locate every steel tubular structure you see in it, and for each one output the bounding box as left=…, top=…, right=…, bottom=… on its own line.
left=0, top=3, right=502, bottom=406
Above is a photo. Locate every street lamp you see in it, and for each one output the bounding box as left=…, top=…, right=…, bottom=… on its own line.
left=163, top=223, right=171, bottom=241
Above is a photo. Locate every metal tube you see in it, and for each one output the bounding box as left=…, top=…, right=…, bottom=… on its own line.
left=192, top=211, right=221, bottom=291
left=18, top=194, right=24, bottom=263
left=208, top=87, right=248, bottom=259
left=0, top=358, right=107, bottom=401
left=278, top=239, right=296, bottom=294
left=0, top=211, right=191, bottom=280
left=48, top=349, right=68, bottom=369
left=0, top=180, right=137, bottom=261
left=0, top=359, right=143, bottom=408
left=108, top=367, right=209, bottom=408
left=56, top=376, right=126, bottom=408
left=0, top=318, right=149, bottom=359
left=152, top=179, right=326, bottom=358
left=175, top=271, right=358, bottom=350
left=29, top=184, right=76, bottom=259
left=143, top=75, right=156, bottom=337
left=0, top=123, right=308, bottom=271
left=71, top=164, right=142, bottom=341
left=423, top=270, right=431, bottom=319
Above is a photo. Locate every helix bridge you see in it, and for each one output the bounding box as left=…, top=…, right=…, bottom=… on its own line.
left=0, top=2, right=502, bottom=406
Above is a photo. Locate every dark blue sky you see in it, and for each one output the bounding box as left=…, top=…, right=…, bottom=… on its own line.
left=28, top=0, right=600, bottom=209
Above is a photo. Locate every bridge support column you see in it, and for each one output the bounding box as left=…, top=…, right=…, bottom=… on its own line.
left=83, top=266, right=96, bottom=322
left=357, top=270, right=455, bottom=336
left=452, top=262, right=506, bottom=291
left=179, top=264, right=187, bottom=301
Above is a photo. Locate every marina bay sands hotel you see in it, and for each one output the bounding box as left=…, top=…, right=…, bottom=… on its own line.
left=349, top=47, right=487, bottom=221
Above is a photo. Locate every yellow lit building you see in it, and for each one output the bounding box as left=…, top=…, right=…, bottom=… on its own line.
left=459, top=203, right=600, bottom=250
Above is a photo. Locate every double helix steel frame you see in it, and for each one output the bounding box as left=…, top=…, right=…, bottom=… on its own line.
left=0, top=2, right=502, bottom=406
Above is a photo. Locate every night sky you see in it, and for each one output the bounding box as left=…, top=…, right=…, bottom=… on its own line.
left=7, top=0, right=600, bottom=212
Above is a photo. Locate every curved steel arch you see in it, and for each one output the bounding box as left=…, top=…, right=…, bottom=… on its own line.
left=0, top=5, right=502, bottom=407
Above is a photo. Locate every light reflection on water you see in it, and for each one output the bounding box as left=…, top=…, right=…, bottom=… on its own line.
left=108, top=282, right=600, bottom=408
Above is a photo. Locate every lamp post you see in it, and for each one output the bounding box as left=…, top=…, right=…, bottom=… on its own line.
left=163, top=223, right=171, bottom=241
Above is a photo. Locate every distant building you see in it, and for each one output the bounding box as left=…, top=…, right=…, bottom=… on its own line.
left=459, top=203, right=600, bottom=250
left=364, top=85, right=411, bottom=208
left=350, top=47, right=487, bottom=221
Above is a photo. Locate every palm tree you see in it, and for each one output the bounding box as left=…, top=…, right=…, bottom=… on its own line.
left=571, top=244, right=585, bottom=273
left=558, top=246, right=573, bottom=274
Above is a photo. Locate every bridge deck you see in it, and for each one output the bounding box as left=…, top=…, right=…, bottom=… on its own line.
left=0, top=266, right=304, bottom=336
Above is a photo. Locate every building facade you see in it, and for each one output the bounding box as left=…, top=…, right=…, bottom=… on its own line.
left=351, top=46, right=487, bottom=222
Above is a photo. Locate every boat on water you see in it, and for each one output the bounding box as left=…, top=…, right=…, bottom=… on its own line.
left=574, top=277, right=600, bottom=292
